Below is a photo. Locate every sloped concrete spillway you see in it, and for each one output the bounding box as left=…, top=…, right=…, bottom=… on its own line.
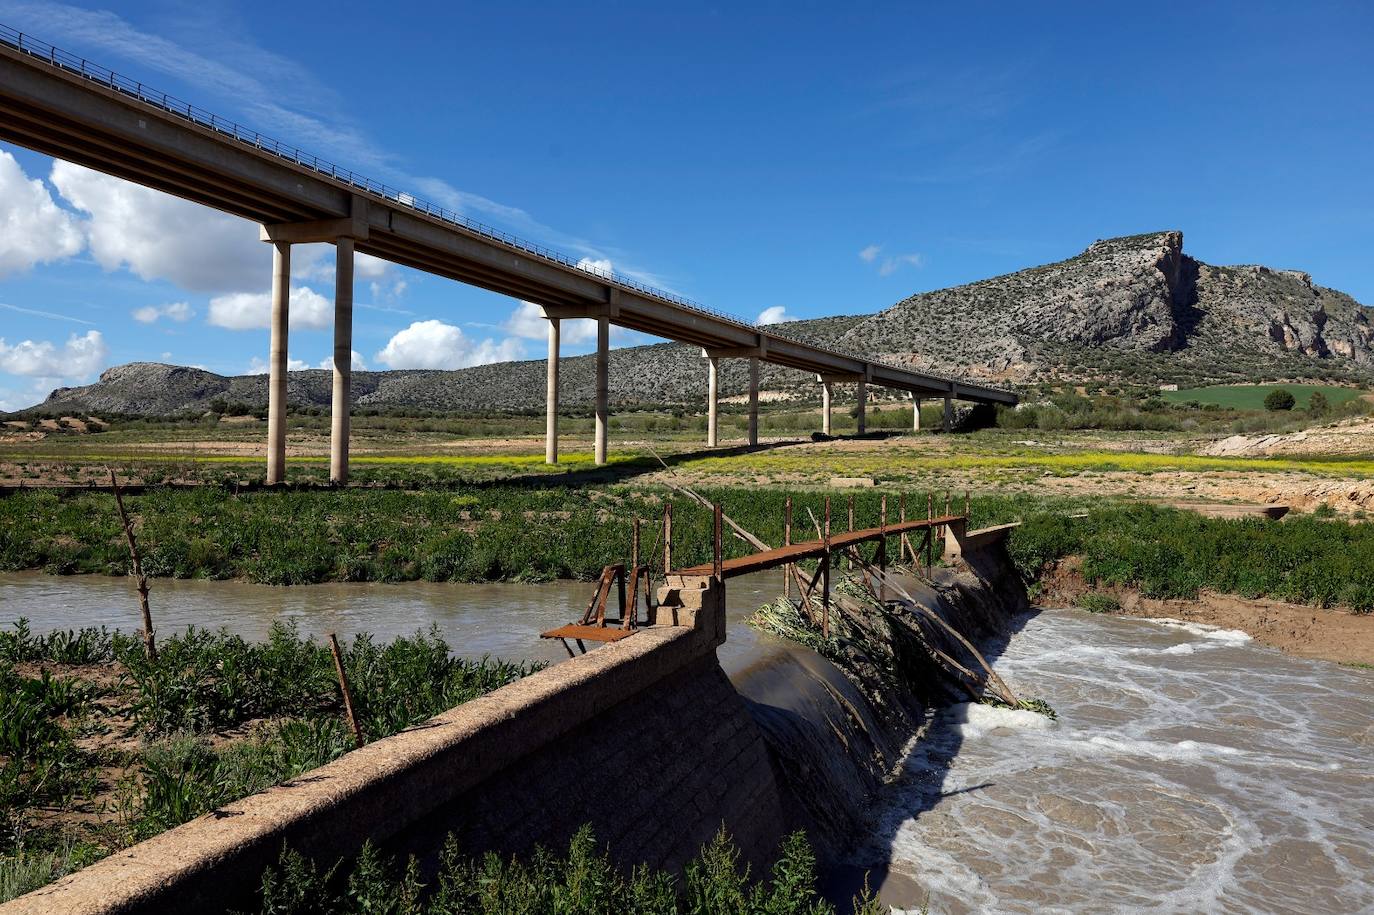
left=4, top=528, right=1026, bottom=914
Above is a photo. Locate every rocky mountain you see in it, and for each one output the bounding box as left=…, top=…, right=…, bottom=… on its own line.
left=837, top=231, right=1373, bottom=387
left=29, top=231, right=1373, bottom=415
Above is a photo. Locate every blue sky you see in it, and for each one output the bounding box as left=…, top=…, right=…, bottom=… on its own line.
left=1, top=0, right=1371, bottom=410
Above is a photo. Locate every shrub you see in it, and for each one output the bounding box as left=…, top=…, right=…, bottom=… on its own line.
left=1263, top=389, right=1296, bottom=411
left=1308, top=390, right=1330, bottom=416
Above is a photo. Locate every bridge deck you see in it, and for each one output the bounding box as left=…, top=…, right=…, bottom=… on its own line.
left=0, top=28, right=1015, bottom=405
left=675, top=515, right=962, bottom=579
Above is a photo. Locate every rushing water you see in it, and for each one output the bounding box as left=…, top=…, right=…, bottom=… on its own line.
left=854, top=609, right=1374, bottom=914
left=7, top=574, right=1373, bottom=911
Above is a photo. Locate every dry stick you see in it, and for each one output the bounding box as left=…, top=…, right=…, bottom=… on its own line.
left=328, top=633, right=365, bottom=749
left=854, top=555, right=1020, bottom=706
left=109, top=469, right=156, bottom=661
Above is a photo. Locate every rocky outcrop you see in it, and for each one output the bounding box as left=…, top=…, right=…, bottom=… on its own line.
left=839, top=231, right=1372, bottom=384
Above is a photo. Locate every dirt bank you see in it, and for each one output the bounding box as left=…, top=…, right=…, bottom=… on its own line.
left=1040, top=559, right=1374, bottom=667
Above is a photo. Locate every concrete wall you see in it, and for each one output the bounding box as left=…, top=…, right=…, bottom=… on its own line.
left=5, top=586, right=791, bottom=915
left=5, top=531, right=1028, bottom=915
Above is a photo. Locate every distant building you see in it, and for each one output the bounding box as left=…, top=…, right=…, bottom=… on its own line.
left=1158, top=383, right=1179, bottom=391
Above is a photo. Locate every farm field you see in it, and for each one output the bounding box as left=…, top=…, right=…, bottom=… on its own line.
left=1161, top=383, right=1367, bottom=411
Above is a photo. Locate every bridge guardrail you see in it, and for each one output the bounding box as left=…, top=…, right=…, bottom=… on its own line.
left=0, top=23, right=1011, bottom=399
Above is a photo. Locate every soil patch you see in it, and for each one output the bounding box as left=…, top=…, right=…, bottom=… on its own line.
left=1040, top=559, right=1374, bottom=666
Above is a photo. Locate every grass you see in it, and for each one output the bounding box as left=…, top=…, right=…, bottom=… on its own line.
left=0, top=622, right=538, bottom=903
left=1009, top=504, right=1374, bottom=612
left=251, top=825, right=883, bottom=915
left=1160, top=383, right=1365, bottom=411
left=1077, top=592, right=1122, bottom=614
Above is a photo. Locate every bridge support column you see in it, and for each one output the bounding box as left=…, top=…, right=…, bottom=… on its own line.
left=594, top=315, right=609, bottom=465
left=706, top=356, right=720, bottom=447
left=330, top=237, right=354, bottom=484
left=943, top=395, right=953, bottom=432
left=545, top=318, right=559, bottom=464
left=912, top=397, right=922, bottom=432
left=821, top=380, right=833, bottom=436
left=266, top=242, right=290, bottom=484
left=856, top=381, right=867, bottom=435
left=747, top=357, right=759, bottom=446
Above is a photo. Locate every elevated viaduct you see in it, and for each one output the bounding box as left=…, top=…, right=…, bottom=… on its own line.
left=0, top=26, right=1015, bottom=480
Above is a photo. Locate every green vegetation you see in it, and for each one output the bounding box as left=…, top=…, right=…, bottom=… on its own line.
left=1077, top=592, right=1122, bottom=614
left=1264, top=389, right=1296, bottom=412
left=1162, top=383, right=1363, bottom=412
left=1010, top=504, right=1374, bottom=612
left=251, top=825, right=882, bottom=915
left=0, top=622, right=537, bottom=903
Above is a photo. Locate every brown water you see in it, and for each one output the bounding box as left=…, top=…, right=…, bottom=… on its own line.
left=0, top=571, right=786, bottom=670
left=855, top=609, right=1374, bottom=913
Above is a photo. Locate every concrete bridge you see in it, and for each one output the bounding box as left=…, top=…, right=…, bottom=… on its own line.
left=0, top=26, right=1016, bottom=481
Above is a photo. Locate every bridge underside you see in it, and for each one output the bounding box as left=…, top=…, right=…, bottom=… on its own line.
left=0, top=36, right=1016, bottom=480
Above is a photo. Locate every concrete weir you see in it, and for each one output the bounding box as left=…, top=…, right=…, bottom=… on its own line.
left=5, top=526, right=1024, bottom=914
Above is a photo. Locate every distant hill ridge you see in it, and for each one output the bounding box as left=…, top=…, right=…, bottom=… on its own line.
left=34, top=231, right=1373, bottom=415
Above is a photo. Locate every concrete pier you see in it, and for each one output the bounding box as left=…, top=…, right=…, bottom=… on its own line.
left=856, top=381, right=867, bottom=435
left=594, top=315, right=609, bottom=465
left=330, top=237, right=354, bottom=484
left=943, top=395, right=953, bottom=432
left=821, top=380, right=833, bottom=436
left=707, top=356, right=720, bottom=447
left=545, top=318, right=559, bottom=464
left=265, top=242, right=290, bottom=484
left=747, top=356, right=759, bottom=446
left=912, top=397, right=921, bottom=431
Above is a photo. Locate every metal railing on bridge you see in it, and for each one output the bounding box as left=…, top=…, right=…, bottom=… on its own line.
left=0, top=23, right=1010, bottom=397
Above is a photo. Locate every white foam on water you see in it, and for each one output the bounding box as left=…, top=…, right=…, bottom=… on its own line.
left=1140, top=616, right=1253, bottom=643
left=862, top=608, right=1374, bottom=913
left=943, top=702, right=1056, bottom=739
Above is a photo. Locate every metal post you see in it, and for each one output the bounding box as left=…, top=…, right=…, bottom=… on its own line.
left=631, top=517, right=640, bottom=571
left=847, top=493, right=855, bottom=570
left=783, top=495, right=793, bottom=600
left=595, top=315, right=609, bottom=465
left=822, top=496, right=831, bottom=639
left=329, top=236, right=354, bottom=484
left=927, top=491, right=934, bottom=577
left=663, top=501, right=673, bottom=574
left=712, top=503, right=724, bottom=582
left=266, top=241, right=290, bottom=484
left=545, top=317, right=559, bottom=464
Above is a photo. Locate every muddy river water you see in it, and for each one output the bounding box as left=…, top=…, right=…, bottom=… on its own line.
left=5, top=573, right=1373, bottom=912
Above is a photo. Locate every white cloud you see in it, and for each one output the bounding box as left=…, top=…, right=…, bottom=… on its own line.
left=503, top=300, right=653, bottom=348
left=207, top=286, right=332, bottom=330
left=375, top=320, right=524, bottom=370
left=0, top=330, right=107, bottom=379
left=860, top=244, right=925, bottom=276
left=0, top=150, right=83, bottom=277
left=245, top=355, right=311, bottom=374
left=318, top=351, right=367, bottom=371
left=879, top=253, right=925, bottom=276
left=51, top=161, right=266, bottom=292
left=132, top=302, right=193, bottom=324
left=576, top=257, right=614, bottom=278
left=756, top=306, right=792, bottom=325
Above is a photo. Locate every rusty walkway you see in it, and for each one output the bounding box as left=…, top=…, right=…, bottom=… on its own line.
left=675, top=514, right=965, bottom=579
